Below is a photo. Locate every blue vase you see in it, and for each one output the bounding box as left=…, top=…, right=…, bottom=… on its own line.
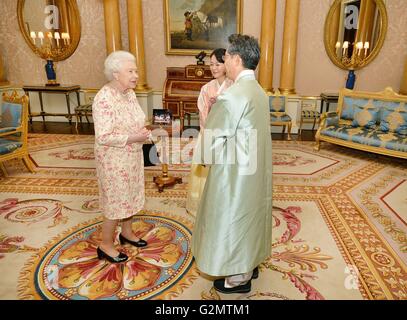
left=45, top=60, right=56, bottom=81
left=346, top=70, right=356, bottom=89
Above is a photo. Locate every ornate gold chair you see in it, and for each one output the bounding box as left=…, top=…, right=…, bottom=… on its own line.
left=298, top=96, right=321, bottom=137
left=74, top=88, right=98, bottom=133
left=268, top=93, right=292, bottom=140
left=0, top=90, right=35, bottom=175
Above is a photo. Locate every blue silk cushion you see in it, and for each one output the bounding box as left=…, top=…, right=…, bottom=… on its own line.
left=379, top=104, right=407, bottom=135
left=269, top=96, right=286, bottom=112
left=0, top=138, right=23, bottom=155
left=352, top=101, right=380, bottom=129
left=1, top=102, right=22, bottom=128
left=270, top=113, right=291, bottom=122
left=341, top=97, right=370, bottom=120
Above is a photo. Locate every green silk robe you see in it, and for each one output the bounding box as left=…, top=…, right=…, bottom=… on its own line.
left=191, top=73, right=273, bottom=277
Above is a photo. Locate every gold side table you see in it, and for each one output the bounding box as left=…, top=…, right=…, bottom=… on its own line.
left=147, top=124, right=182, bottom=193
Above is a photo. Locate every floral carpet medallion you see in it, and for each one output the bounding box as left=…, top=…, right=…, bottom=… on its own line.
left=18, top=212, right=196, bottom=300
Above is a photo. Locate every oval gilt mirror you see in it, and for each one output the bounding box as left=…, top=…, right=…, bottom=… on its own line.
left=17, top=0, right=81, bottom=62
left=324, top=0, right=388, bottom=70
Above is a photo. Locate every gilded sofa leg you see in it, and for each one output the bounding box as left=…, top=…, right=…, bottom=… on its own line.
left=22, top=155, right=35, bottom=173
left=314, top=125, right=322, bottom=150
left=0, top=162, right=7, bottom=176
left=314, top=138, right=321, bottom=151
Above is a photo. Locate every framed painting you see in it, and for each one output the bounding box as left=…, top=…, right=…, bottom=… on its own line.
left=164, top=0, right=242, bottom=56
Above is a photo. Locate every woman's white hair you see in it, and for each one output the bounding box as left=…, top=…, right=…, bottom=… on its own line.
left=104, top=51, right=136, bottom=81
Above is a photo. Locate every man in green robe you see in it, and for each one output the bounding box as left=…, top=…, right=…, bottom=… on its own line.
left=191, top=34, right=273, bottom=294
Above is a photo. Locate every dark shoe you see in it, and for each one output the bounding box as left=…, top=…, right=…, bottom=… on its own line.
left=119, top=234, right=148, bottom=247
left=97, top=247, right=128, bottom=263
left=252, top=267, right=259, bottom=279
left=213, top=279, right=252, bottom=294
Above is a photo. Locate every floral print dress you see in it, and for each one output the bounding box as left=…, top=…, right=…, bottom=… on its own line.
left=92, top=85, right=146, bottom=220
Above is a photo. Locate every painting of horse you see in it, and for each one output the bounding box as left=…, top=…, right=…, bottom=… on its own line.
left=164, top=0, right=242, bottom=55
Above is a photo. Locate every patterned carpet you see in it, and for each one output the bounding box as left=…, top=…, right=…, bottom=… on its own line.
left=0, top=134, right=405, bottom=300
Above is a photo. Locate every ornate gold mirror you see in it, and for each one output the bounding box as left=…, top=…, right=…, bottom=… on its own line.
left=17, top=0, right=81, bottom=62
left=324, top=0, right=387, bottom=71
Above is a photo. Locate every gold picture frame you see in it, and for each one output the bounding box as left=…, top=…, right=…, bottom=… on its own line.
left=17, top=0, right=81, bottom=62
left=164, top=0, right=242, bottom=56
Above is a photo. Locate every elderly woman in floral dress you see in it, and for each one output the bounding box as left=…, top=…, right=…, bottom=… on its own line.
left=92, top=51, right=151, bottom=263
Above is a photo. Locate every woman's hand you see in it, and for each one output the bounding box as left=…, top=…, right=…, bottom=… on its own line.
left=127, top=127, right=151, bottom=144
left=209, top=96, right=218, bottom=106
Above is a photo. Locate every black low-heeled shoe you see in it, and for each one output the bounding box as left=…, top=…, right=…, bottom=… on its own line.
left=97, top=247, right=128, bottom=263
left=119, top=234, right=148, bottom=247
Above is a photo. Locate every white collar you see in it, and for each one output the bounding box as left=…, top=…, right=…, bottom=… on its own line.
left=235, top=69, right=255, bottom=82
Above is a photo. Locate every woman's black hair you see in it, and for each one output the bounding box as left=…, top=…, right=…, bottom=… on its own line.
left=210, top=48, right=226, bottom=64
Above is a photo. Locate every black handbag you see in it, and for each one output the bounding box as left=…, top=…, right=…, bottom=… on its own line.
left=143, top=142, right=160, bottom=166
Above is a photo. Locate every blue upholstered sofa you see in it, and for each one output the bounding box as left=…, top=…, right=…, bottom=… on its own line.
left=315, top=87, right=407, bottom=159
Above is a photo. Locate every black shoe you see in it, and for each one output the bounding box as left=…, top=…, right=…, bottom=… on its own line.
left=97, top=247, right=128, bottom=263
left=119, top=234, right=148, bottom=247
left=213, top=279, right=252, bottom=294
left=252, top=267, right=259, bottom=279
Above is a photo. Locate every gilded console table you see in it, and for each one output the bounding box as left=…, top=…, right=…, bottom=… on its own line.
left=23, top=85, right=81, bottom=124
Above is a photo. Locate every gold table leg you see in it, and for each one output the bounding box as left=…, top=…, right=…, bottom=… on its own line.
left=152, top=133, right=182, bottom=192
left=153, top=163, right=182, bottom=193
